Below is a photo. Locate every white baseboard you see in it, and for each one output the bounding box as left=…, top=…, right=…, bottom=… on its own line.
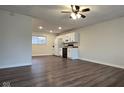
left=79, top=57, right=124, bottom=69
left=0, top=63, right=32, bottom=69
left=32, top=54, right=53, bottom=56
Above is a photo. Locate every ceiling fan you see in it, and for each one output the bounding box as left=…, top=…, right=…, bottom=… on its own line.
left=61, top=5, right=90, bottom=20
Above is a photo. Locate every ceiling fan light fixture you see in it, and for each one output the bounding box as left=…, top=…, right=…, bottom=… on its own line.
left=70, top=13, right=76, bottom=20
left=72, top=5, right=76, bottom=11
left=61, top=5, right=90, bottom=19
left=77, top=13, right=81, bottom=19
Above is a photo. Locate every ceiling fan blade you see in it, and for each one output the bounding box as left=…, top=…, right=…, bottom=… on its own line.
left=61, top=11, right=71, bottom=13
left=71, top=5, right=73, bottom=8
left=71, top=5, right=75, bottom=12
left=81, top=14, right=86, bottom=18
left=82, top=8, right=90, bottom=12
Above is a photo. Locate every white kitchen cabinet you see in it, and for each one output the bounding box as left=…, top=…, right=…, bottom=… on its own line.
left=67, top=48, right=71, bottom=58
left=63, top=34, right=70, bottom=43
left=67, top=48, right=78, bottom=59
left=70, top=32, right=79, bottom=42
left=63, top=32, right=79, bottom=43
left=59, top=48, right=62, bottom=56
left=63, top=34, right=67, bottom=43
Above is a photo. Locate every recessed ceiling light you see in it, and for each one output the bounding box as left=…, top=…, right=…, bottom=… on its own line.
left=50, top=30, right=53, bottom=32
left=58, top=27, right=62, bottom=30
left=38, top=26, right=43, bottom=29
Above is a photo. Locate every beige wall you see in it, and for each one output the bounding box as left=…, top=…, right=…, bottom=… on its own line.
left=73, top=17, right=124, bottom=68
left=0, top=10, right=32, bottom=68
left=32, top=32, right=56, bottom=56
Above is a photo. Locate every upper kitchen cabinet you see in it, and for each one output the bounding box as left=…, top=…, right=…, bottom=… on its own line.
left=63, top=32, right=79, bottom=43
left=63, top=33, right=71, bottom=43
left=70, top=32, right=79, bottom=42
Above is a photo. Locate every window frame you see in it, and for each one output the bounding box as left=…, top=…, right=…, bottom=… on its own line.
left=32, top=35, right=47, bottom=45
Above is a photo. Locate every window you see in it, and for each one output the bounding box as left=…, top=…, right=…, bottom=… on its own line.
left=32, top=36, right=47, bottom=45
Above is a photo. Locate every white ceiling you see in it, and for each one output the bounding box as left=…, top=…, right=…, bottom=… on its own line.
left=0, top=5, right=124, bottom=33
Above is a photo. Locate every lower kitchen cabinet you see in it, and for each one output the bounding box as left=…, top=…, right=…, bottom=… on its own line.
left=59, top=48, right=62, bottom=56
left=67, top=48, right=78, bottom=59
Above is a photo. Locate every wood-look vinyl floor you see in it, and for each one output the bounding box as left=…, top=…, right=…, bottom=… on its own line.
left=0, top=56, right=124, bottom=87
